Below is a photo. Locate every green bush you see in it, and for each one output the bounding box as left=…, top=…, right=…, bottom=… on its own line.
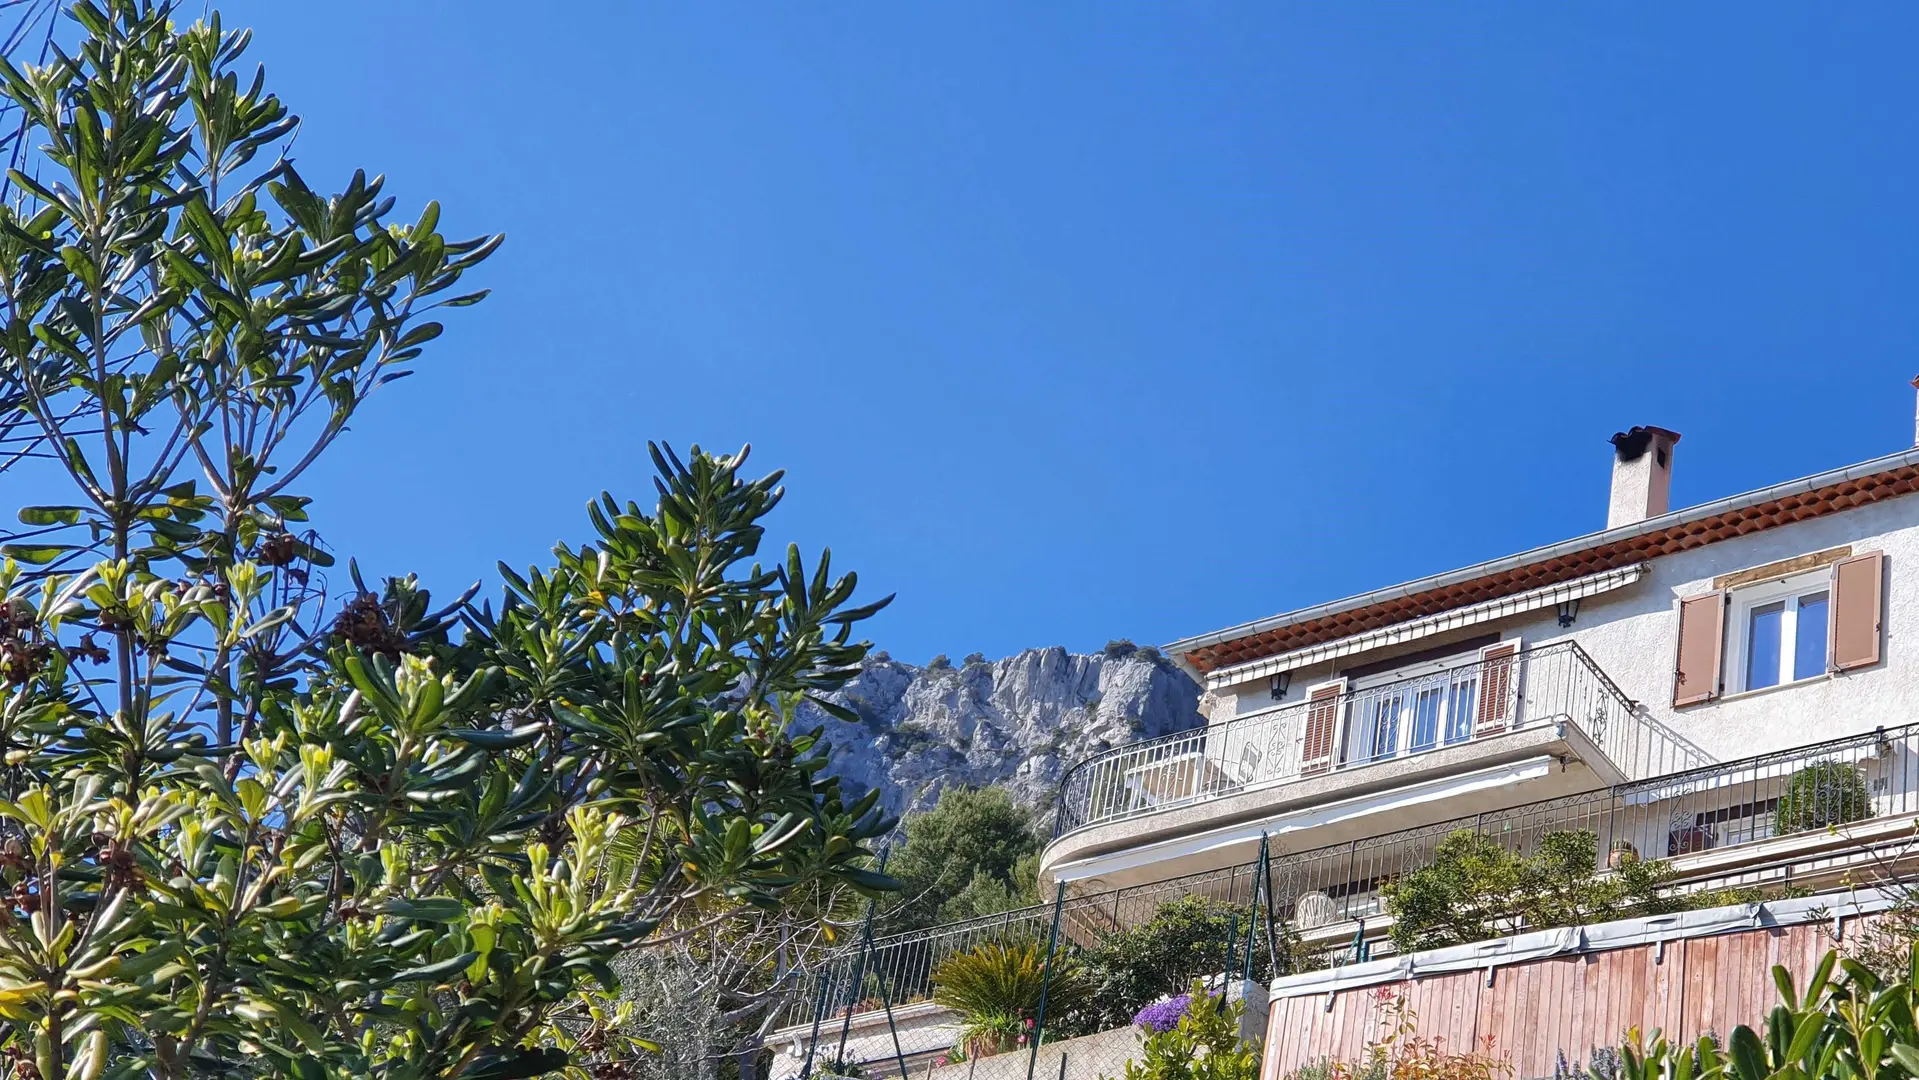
left=1773, top=760, right=1873, bottom=835
left=1384, top=829, right=1738, bottom=952
left=1117, top=983, right=1261, bottom=1080
left=1057, top=896, right=1290, bottom=1037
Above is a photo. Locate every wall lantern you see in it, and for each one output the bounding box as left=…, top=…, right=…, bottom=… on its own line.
left=1268, top=671, right=1292, bottom=701
left=1876, top=725, right=1894, bottom=759
left=1556, top=596, right=1581, bottom=627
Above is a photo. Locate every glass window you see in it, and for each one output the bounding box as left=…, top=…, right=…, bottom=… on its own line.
left=1734, top=577, right=1834, bottom=692
left=1794, top=591, right=1829, bottom=681
left=1408, top=687, right=1442, bottom=753
left=1445, top=677, right=1477, bottom=743
left=1746, top=601, right=1784, bottom=691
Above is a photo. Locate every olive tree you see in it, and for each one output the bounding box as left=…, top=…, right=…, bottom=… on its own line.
left=0, top=3, right=894, bottom=1077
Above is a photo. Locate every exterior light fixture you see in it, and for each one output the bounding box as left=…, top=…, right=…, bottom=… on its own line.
left=1556, top=597, right=1581, bottom=627
left=1875, top=725, right=1894, bottom=759
left=1269, top=672, right=1292, bottom=701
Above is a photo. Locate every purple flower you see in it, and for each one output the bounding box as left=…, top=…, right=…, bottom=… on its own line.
left=1133, top=994, right=1196, bottom=1032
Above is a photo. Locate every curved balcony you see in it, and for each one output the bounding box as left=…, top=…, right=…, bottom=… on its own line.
left=1052, top=641, right=1675, bottom=843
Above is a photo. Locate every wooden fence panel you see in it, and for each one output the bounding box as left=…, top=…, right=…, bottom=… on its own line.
left=1262, top=919, right=1873, bottom=1080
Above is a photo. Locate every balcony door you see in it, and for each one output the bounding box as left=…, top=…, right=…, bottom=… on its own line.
left=1337, top=639, right=1519, bottom=767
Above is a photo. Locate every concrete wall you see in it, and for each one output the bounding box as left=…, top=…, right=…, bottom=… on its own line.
left=925, top=1026, right=1142, bottom=1080
left=1215, top=495, right=1919, bottom=768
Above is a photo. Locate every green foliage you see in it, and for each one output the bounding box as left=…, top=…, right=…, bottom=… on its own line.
left=1062, top=895, right=1283, bottom=1036
left=891, top=785, right=1041, bottom=928
left=1385, top=830, right=1748, bottom=952
left=931, top=942, right=1086, bottom=1059
left=1773, top=761, right=1873, bottom=836
left=1116, top=983, right=1261, bottom=1080
left=942, top=851, right=1044, bottom=923
left=0, top=3, right=895, bottom=1076
left=1613, top=946, right=1919, bottom=1080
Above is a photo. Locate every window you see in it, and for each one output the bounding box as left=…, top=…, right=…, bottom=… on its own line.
left=1671, top=550, right=1885, bottom=707
left=1728, top=573, right=1830, bottom=693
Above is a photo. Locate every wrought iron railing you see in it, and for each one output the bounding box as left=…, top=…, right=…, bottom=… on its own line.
left=1053, top=641, right=1690, bottom=839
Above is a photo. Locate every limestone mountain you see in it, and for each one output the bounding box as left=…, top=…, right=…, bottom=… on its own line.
left=794, top=643, right=1206, bottom=828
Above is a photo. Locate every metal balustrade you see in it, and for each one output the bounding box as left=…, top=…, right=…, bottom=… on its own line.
left=1053, top=641, right=1693, bottom=839
left=787, top=719, right=1919, bottom=1053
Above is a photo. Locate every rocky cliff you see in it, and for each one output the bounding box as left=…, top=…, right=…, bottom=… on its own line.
left=793, top=644, right=1206, bottom=827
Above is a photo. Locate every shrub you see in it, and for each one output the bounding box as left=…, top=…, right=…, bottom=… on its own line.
left=928, top=653, right=954, bottom=670
left=1119, top=984, right=1261, bottom=1080
left=1105, top=639, right=1139, bottom=657
left=931, top=942, right=1086, bottom=1059
left=965, top=651, right=989, bottom=666
left=1062, top=896, right=1283, bottom=1035
left=1773, top=760, right=1873, bottom=835
left=1385, top=829, right=1720, bottom=952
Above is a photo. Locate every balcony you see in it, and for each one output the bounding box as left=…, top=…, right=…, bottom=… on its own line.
left=1043, top=642, right=1699, bottom=885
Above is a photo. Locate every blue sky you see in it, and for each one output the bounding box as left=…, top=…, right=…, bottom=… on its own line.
left=211, top=2, right=1919, bottom=665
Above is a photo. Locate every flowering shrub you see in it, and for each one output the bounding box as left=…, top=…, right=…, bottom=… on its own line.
left=1134, top=994, right=1197, bottom=1032
left=1119, top=983, right=1261, bottom=1080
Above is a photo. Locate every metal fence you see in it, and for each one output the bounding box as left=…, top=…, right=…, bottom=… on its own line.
left=777, top=719, right=1919, bottom=1078
left=1052, top=642, right=1700, bottom=839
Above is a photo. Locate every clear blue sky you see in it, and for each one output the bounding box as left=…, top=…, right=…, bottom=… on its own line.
left=215, top=2, right=1919, bottom=665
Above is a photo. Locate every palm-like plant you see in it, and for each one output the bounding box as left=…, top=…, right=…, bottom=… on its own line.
left=932, top=941, right=1086, bottom=1058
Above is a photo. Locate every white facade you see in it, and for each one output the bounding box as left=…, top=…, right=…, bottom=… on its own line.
left=1040, top=435, right=1919, bottom=894
left=1208, top=495, right=1912, bottom=762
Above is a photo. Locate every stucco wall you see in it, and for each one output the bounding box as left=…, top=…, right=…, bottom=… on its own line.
left=1214, top=495, right=1919, bottom=769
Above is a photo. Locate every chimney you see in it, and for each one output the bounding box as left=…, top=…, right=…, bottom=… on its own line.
left=1607, top=426, right=1681, bottom=529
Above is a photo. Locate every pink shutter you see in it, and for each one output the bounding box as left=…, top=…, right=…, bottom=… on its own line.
left=1475, top=642, right=1519, bottom=735
left=1672, top=591, right=1726, bottom=707
left=1830, top=551, right=1885, bottom=672
left=1300, top=681, right=1345, bottom=776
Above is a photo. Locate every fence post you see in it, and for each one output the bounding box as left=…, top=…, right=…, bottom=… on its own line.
left=1248, top=833, right=1274, bottom=982
left=873, top=941, right=913, bottom=1080
left=833, top=847, right=889, bottom=1070
left=798, top=967, right=831, bottom=1080
left=1027, top=881, right=1069, bottom=1080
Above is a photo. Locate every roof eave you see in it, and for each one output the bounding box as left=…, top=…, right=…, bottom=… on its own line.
left=1165, top=444, right=1919, bottom=661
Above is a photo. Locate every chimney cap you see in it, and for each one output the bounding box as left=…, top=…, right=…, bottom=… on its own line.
left=1610, top=426, right=1682, bottom=463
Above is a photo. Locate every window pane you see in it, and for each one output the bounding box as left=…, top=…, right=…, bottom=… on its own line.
left=1746, top=601, right=1785, bottom=690
left=1794, top=591, right=1829, bottom=681
left=1409, top=688, right=1442, bottom=752
left=1445, top=677, right=1476, bottom=743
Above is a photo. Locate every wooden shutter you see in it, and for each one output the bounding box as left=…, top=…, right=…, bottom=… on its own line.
left=1672, top=591, right=1726, bottom=707
left=1830, top=551, right=1885, bottom=672
left=1300, top=680, right=1345, bottom=776
left=1475, top=642, right=1519, bottom=735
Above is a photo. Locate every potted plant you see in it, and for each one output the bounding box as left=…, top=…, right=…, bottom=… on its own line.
left=1773, top=760, right=1873, bottom=835
left=1608, top=839, right=1640, bottom=869
left=931, top=942, right=1087, bottom=1060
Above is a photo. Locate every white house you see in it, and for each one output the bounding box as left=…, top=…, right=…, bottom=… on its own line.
left=1039, top=413, right=1919, bottom=937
